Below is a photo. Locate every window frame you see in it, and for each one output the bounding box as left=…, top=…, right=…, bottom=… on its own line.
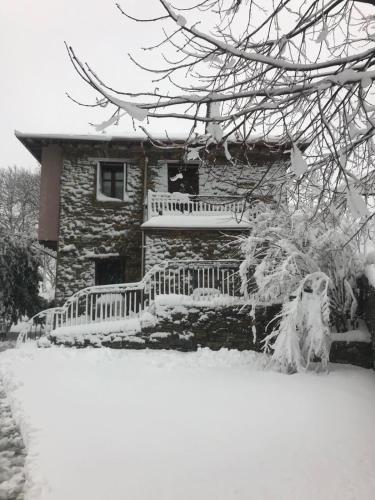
left=96, top=159, right=128, bottom=201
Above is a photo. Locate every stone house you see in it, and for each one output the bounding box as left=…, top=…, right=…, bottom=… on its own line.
left=16, top=131, right=288, bottom=305
left=15, top=131, right=374, bottom=367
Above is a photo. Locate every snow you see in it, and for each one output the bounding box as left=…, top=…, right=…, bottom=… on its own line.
left=207, top=122, right=223, bottom=142
left=0, top=379, right=26, bottom=499
left=51, top=317, right=141, bottom=338
left=153, top=293, right=244, bottom=307
left=1, top=346, right=375, bottom=500
left=48, top=312, right=158, bottom=344
left=96, top=192, right=124, bottom=203
left=169, top=172, right=183, bottom=182
left=346, top=187, right=370, bottom=218
left=176, top=14, right=187, bottom=27
left=290, top=145, right=307, bottom=177
left=331, top=329, right=371, bottom=343
left=141, top=214, right=250, bottom=229
left=15, top=130, right=287, bottom=146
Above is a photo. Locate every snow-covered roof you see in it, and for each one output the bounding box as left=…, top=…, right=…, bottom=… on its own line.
left=15, top=130, right=187, bottom=162
left=15, top=130, right=292, bottom=162
left=141, top=214, right=250, bottom=230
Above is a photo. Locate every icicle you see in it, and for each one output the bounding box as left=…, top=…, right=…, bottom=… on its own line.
left=315, top=22, right=328, bottom=43
left=223, top=141, right=232, bottom=161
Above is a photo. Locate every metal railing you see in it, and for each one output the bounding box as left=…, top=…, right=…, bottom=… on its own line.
left=148, top=190, right=245, bottom=219
left=17, top=260, right=243, bottom=344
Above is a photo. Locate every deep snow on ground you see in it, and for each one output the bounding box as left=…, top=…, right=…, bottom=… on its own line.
left=0, top=383, right=26, bottom=500
left=0, top=341, right=26, bottom=500
left=1, top=346, right=375, bottom=500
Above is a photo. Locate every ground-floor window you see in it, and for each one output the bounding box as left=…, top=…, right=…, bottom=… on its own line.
left=95, top=258, right=126, bottom=286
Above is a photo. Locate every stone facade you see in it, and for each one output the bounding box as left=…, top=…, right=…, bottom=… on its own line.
left=55, top=144, right=145, bottom=303
left=144, top=230, right=241, bottom=270
left=51, top=139, right=289, bottom=304
left=54, top=141, right=278, bottom=303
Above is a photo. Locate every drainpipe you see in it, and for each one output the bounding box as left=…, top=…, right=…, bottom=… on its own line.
left=141, top=143, right=148, bottom=278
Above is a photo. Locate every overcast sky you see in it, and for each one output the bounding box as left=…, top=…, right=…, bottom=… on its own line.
left=0, top=0, right=190, bottom=169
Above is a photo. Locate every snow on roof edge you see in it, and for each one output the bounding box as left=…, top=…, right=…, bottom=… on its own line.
left=15, top=130, right=289, bottom=145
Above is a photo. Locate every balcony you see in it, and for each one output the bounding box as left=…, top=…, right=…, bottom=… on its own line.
left=144, top=191, right=249, bottom=229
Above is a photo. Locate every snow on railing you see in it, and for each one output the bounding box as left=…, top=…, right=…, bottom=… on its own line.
left=148, top=190, right=245, bottom=219
left=17, top=260, right=242, bottom=344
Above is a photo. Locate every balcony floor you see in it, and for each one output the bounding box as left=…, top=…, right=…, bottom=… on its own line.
left=141, top=214, right=250, bottom=230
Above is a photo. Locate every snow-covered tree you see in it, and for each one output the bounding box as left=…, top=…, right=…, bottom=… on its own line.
left=0, top=236, right=42, bottom=329
left=238, top=203, right=363, bottom=372
left=67, top=0, right=375, bottom=221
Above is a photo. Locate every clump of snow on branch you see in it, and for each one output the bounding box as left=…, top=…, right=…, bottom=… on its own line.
left=290, top=145, right=308, bottom=178
left=346, top=186, right=369, bottom=220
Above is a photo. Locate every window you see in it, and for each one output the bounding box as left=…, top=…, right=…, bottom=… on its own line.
left=97, top=161, right=127, bottom=201
left=168, top=165, right=199, bottom=195
left=95, top=258, right=126, bottom=286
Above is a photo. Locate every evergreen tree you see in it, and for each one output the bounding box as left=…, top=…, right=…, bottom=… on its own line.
left=0, top=236, right=42, bottom=328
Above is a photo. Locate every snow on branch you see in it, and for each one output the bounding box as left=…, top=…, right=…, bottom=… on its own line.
left=66, top=0, right=375, bottom=219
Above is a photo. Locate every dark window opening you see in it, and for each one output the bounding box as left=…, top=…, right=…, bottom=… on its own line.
left=168, top=165, right=199, bottom=195
left=95, top=258, right=126, bottom=286
left=100, top=162, right=125, bottom=199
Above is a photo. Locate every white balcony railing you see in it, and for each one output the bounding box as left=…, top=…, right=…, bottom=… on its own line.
left=148, top=190, right=245, bottom=219
left=17, top=260, right=243, bottom=343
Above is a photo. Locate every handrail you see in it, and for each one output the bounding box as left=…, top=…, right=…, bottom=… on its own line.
left=17, top=260, right=243, bottom=344
left=148, top=190, right=246, bottom=219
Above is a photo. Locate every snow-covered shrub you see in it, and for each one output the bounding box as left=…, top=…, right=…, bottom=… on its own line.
left=239, top=204, right=363, bottom=372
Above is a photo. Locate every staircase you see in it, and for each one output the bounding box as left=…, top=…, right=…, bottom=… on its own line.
left=17, top=260, right=243, bottom=344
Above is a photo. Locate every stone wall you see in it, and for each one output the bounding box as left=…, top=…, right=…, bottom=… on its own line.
left=144, top=230, right=241, bottom=270
left=149, top=147, right=288, bottom=197
left=49, top=298, right=373, bottom=368
left=55, top=145, right=145, bottom=304
left=141, top=303, right=280, bottom=351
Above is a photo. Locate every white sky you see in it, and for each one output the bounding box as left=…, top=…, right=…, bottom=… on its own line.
left=0, top=0, right=191, bottom=169
left=2, top=1, right=374, bottom=170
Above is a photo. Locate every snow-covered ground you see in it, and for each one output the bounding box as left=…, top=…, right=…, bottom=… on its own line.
left=1, top=345, right=375, bottom=500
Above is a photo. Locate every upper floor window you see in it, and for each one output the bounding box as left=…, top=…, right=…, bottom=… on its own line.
left=168, top=165, right=199, bottom=195
left=97, top=161, right=127, bottom=201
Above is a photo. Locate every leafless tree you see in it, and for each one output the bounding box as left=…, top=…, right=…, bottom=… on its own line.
left=0, top=166, right=39, bottom=236
left=66, top=0, right=375, bottom=223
